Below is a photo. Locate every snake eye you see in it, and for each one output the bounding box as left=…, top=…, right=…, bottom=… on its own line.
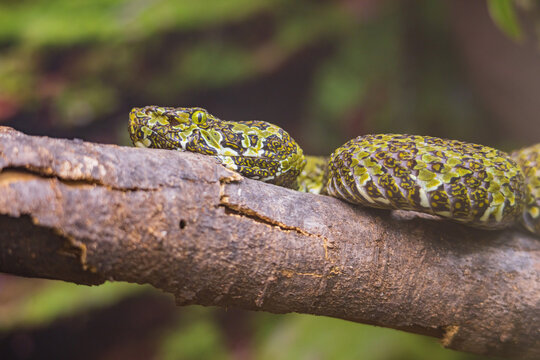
left=192, top=110, right=207, bottom=125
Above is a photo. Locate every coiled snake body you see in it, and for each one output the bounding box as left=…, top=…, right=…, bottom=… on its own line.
left=129, top=106, right=539, bottom=235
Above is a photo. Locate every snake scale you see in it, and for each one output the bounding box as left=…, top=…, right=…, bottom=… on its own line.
left=128, top=106, right=539, bottom=236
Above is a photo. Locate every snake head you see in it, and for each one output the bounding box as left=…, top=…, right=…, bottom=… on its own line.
left=129, top=106, right=215, bottom=151
left=129, top=106, right=306, bottom=189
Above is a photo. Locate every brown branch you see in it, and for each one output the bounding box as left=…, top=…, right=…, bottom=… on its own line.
left=0, top=126, right=538, bottom=359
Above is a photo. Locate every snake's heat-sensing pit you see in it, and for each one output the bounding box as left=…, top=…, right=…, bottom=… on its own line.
left=129, top=106, right=539, bottom=235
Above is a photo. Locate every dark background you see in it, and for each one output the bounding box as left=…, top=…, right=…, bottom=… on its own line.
left=1, top=0, right=538, bottom=359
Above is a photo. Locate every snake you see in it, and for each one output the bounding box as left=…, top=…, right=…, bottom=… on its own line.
left=128, top=106, right=539, bottom=236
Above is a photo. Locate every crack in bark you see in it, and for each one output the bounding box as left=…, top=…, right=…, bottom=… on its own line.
left=219, top=188, right=339, bottom=260
left=0, top=167, right=157, bottom=192
left=219, top=181, right=326, bottom=239
left=218, top=176, right=340, bottom=273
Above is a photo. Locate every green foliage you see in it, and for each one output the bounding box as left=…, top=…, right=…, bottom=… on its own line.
left=0, top=3, right=522, bottom=357
left=0, top=281, right=148, bottom=331
left=0, top=0, right=280, bottom=46
left=253, top=314, right=493, bottom=360
left=173, top=42, right=255, bottom=89
left=0, top=0, right=486, bottom=144
left=54, top=81, right=119, bottom=126
left=274, top=3, right=349, bottom=52
left=154, top=308, right=494, bottom=360
left=0, top=48, right=36, bottom=100
left=305, top=1, right=480, bottom=154
left=311, top=14, right=399, bottom=124
left=0, top=280, right=494, bottom=360
left=487, top=0, right=523, bottom=41
left=158, top=307, right=230, bottom=360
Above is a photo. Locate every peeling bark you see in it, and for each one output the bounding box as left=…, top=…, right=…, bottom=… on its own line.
left=0, top=126, right=538, bottom=359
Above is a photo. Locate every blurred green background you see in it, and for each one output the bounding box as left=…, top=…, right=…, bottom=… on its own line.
left=0, top=0, right=538, bottom=359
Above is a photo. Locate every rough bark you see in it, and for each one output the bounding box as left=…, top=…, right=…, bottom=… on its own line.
left=0, top=126, right=538, bottom=359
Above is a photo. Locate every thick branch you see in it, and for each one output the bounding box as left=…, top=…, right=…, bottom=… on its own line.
left=0, top=126, right=538, bottom=358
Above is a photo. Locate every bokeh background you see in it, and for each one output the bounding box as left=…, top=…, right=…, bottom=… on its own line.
left=1, top=0, right=539, bottom=359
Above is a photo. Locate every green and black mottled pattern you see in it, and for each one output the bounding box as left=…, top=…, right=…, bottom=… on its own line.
left=511, top=143, right=540, bottom=234
left=326, top=134, right=525, bottom=229
left=129, top=106, right=305, bottom=188
left=129, top=106, right=539, bottom=235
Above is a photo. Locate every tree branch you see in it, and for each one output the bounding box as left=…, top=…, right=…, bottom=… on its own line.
left=0, top=126, right=538, bottom=359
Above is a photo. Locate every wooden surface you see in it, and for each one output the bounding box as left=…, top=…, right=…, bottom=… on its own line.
left=0, top=126, right=538, bottom=358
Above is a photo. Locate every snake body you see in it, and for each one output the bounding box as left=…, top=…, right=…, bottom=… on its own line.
left=129, top=106, right=539, bottom=235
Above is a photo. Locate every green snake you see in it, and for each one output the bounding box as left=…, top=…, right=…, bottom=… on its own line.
left=128, top=106, right=540, bottom=236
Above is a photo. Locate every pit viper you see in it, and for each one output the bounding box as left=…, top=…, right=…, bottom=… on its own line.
left=128, top=106, right=539, bottom=235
